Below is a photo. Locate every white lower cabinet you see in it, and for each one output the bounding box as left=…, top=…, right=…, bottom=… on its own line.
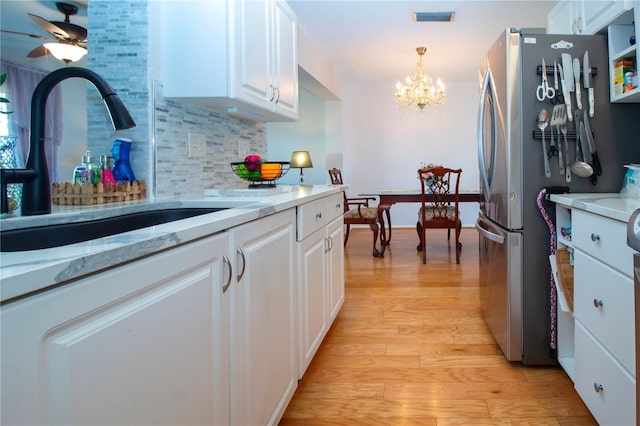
left=229, top=209, right=297, bottom=425
left=0, top=232, right=231, bottom=426
left=552, top=204, right=636, bottom=425
left=575, top=322, right=636, bottom=426
left=296, top=194, right=345, bottom=377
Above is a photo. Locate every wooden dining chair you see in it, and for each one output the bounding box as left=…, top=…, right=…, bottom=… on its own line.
left=328, top=168, right=381, bottom=257
left=416, top=166, right=462, bottom=264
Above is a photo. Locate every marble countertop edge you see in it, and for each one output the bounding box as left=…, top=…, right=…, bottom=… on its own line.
left=0, top=185, right=344, bottom=303
left=549, top=192, right=640, bottom=223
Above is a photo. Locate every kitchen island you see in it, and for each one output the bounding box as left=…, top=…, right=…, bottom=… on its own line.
left=0, top=184, right=344, bottom=426
left=550, top=192, right=639, bottom=425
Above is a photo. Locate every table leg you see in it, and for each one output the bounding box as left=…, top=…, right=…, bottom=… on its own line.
left=377, top=203, right=392, bottom=257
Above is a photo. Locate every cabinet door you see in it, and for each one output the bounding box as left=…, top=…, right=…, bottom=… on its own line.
left=233, top=0, right=274, bottom=110
left=272, top=0, right=298, bottom=118
left=583, top=0, right=630, bottom=34
left=1, top=233, right=231, bottom=426
left=327, top=216, right=345, bottom=323
left=230, top=210, right=297, bottom=426
left=548, top=0, right=578, bottom=34
left=297, top=226, right=328, bottom=377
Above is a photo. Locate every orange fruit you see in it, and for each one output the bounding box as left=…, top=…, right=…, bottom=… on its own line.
left=260, top=163, right=282, bottom=180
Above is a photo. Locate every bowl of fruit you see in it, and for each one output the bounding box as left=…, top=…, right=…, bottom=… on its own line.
left=231, top=155, right=290, bottom=188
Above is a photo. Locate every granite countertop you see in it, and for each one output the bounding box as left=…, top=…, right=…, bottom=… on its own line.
left=0, top=185, right=343, bottom=303
left=549, top=192, right=640, bottom=223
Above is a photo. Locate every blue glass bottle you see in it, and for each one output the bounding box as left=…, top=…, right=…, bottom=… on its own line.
left=111, top=138, right=136, bottom=183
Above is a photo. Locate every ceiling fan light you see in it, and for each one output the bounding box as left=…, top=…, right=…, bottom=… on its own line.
left=43, top=42, right=87, bottom=63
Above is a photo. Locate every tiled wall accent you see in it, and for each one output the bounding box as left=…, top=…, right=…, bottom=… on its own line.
left=88, top=0, right=267, bottom=198
left=87, top=1, right=149, bottom=182
left=154, top=91, right=267, bottom=197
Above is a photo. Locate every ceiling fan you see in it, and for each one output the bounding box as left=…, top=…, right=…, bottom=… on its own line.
left=1, top=2, right=88, bottom=63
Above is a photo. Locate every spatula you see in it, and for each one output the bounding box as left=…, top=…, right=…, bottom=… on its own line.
left=550, top=104, right=566, bottom=177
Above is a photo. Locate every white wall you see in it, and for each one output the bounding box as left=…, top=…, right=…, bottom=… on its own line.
left=268, top=88, right=330, bottom=185
left=340, top=78, right=480, bottom=227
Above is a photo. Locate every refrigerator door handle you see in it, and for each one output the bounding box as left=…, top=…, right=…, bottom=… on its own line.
left=475, top=216, right=506, bottom=244
left=477, top=67, right=495, bottom=203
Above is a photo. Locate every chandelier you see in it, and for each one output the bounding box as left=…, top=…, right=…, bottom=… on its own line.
left=394, top=47, right=446, bottom=110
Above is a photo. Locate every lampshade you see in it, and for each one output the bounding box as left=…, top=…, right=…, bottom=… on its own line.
left=290, top=151, right=313, bottom=185
left=44, top=42, right=87, bottom=63
left=290, top=151, right=313, bottom=168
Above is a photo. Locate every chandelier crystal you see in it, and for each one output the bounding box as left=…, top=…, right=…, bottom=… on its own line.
left=394, top=47, right=446, bottom=110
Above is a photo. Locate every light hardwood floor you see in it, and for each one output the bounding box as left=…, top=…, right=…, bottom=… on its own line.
left=280, top=227, right=597, bottom=425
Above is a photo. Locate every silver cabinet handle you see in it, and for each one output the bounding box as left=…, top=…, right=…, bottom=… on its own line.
left=593, top=382, right=603, bottom=393
left=222, top=255, right=232, bottom=293
left=236, top=247, right=246, bottom=282
left=590, top=233, right=600, bottom=242
left=316, top=212, right=322, bottom=219
left=593, top=299, right=603, bottom=308
left=328, top=235, right=333, bottom=252
left=274, top=87, right=280, bottom=104
left=269, top=85, right=275, bottom=102
left=336, top=203, right=341, bottom=209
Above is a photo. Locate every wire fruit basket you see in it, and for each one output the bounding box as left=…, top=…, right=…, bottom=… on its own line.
left=230, top=161, right=291, bottom=188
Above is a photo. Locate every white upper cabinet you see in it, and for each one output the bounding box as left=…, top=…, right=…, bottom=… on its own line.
left=159, top=0, right=298, bottom=122
left=547, top=0, right=632, bottom=35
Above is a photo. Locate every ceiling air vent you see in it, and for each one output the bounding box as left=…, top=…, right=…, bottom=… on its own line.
left=413, top=12, right=455, bottom=22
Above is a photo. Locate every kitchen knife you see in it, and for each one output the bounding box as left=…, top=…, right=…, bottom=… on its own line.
left=583, top=110, right=602, bottom=176
left=561, top=54, right=574, bottom=118
left=583, top=50, right=594, bottom=117
left=573, top=57, right=582, bottom=110
left=580, top=122, right=597, bottom=185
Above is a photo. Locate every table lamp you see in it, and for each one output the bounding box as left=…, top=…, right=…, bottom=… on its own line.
left=290, top=151, right=313, bottom=185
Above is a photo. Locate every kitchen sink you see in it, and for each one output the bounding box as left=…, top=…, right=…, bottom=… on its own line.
left=0, top=207, right=228, bottom=252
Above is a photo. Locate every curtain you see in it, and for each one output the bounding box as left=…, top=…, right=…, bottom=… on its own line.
left=0, top=60, right=62, bottom=182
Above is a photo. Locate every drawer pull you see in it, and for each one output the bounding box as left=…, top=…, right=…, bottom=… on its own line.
left=316, top=212, right=322, bottom=219
left=593, top=382, right=604, bottom=393
left=593, top=298, right=603, bottom=308
left=590, top=233, right=600, bottom=242
left=336, top=203, right=341, bottom=209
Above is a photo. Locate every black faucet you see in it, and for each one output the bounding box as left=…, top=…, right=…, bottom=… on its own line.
left=0, top=67, right=136, bottom=216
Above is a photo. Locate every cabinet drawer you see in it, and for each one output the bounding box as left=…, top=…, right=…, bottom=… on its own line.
left=574, top=322, right=636, bottom=426
left=297, top=194, right=344, bottom=241
left=572, top=209, right=634, bottom=277
left=574, top=250, right=635, bottom=376
left=325, top=193, right=344, bottom=223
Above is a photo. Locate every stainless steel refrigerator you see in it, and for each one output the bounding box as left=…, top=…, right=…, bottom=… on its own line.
left=475, top=28, right=640, bottom=365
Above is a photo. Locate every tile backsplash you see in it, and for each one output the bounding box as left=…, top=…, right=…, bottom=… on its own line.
left=87, top=0, right=267, bottom=199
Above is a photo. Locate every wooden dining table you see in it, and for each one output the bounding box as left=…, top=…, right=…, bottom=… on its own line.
left=359, top=189, right=482, bottom=257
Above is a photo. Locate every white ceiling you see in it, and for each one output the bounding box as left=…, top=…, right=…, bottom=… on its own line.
left=1, top=1, right=557, bottom=84
left=288, top=0, right=558, bottom=84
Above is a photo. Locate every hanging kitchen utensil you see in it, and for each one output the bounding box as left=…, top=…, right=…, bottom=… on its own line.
left=580, top=122, right=597, bottom=185
left=537, top=109, right=551, bottom=178
left=550, top=104, right=566, bottom=175
left=571, top=111, right=593, bottom=178
left=573, top=57, right=582, bottom=110
left=561, top=54, right=574, bottom=120
left=583, top=50, right=594, bottom=117
left=537, top=59, right=555, bottom=101
left=583, top=110, right=602, bottom=176
left=553, top=60, right=559, bottom=91
left=559, top=117, right=571, bottom=182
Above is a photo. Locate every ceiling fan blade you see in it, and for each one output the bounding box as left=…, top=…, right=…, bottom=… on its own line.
left=27, top=45, right=49, bottom=58
left=0, top=29, right=50, bottom=40
left=28, top=12, right=70, bottom=39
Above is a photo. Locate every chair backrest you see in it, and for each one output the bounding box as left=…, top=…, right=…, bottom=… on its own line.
left=328, top=168, right=344, bottom=185
left=329, top=168, right=350, bottom=213
left=418, top=166, right=462, bottom=222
